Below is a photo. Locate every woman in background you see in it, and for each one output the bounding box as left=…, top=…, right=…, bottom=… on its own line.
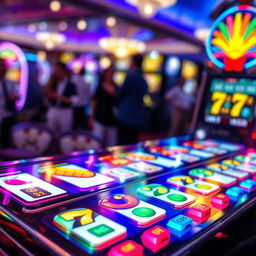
left=165, top=78, right=196, bottom=137
left=90, top=66, right=117, bottom=147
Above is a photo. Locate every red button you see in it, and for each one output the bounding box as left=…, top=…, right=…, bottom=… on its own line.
left=211, top=193, right=230, bottom=209
left=108, top=240, right=143, bottom=256
left=188, top=204, right=211, bottom=223
left=141, top=225, right=170, bottom=253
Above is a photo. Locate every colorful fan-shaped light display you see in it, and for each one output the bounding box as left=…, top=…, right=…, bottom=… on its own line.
left=206, top=6, right=256, bottom=72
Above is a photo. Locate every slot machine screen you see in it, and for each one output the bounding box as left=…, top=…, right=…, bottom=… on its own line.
left=142, top=53, right=164, bottom=73
left=113, top=71, right=126, bottom=87
left=144, top=73, right=162, bottom=93
left=204, top=78, right=256, bottom=128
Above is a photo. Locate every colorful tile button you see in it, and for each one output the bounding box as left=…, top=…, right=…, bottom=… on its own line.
left=204, top=147, right=227, bottom=155
left=188, top=204, right=211, bottom=223
left=207, top=163, right=249, bottom=180
left=123, top=153, right=182, bottom=168
left=189, top=149, right=214, bottom=158
left=0, top=173, right=66, bottom=204
left=221, top=159, right=241, bottom=168
left=167, top=214, right=192, bottom=232
left=233, top=163, right=256, bottom=174
left=54, top=208, right=126, bottom=251
left=166, top=175, right=220, bottom=196
left=99, top=194, right=166, bottom=227
left=226, top=186, right=245, bottom=201
left=126, top=162, right=163, bottom=174
left=99, top=156, right=134, bottom=166
left=104, top=167, right=141, bottom=181
left=137, top=184, right=195, bottom=208
left=189, top=168, right=237, bottom=187
left=239, top=179, right=256, bottom=192
left=211, top=194, right=230, bottom=209
left=108, top=240, right=143, bottom=256
left=141, top=225, right=170, bottom=253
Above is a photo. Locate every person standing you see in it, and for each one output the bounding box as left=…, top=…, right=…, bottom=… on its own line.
left=90, top=66, right=117, bottom=147
left=72, top=69, right=91, bottom=129
left=116, top=54, right=148, bottom=145
left=165, top=78, right=196, bottom=137
left=0, top=58, right=19, bottom=148
left=45, top=62, right=76, bottom=134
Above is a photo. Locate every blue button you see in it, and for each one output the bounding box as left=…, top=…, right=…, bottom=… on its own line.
left=240, top=179, right=256, bottom=192
left=167, top=214, right=192, bottom=232
left=226, top=186, right=244, bottom=200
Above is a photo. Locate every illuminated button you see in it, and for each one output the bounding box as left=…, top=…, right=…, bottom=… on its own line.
left=189, top=168, right=237, bottom=187
left=137, top=184, right=195, bottom=208
left=126, top=162, right=163, bottom=174
left=239, top=179, right=256, bottom=192
left=252, top=176, right=256, bottom=181
left=108, top=240, right=143, bottom=256
left=189, top=149, right=214, bottom=158
left=221, top=159, right=241, bottom=168
left=211, top=194, right=230, bottom=209
left=207, top=163, right=249, bottom=180
left=54, top=208, right=127, bottom=251
left=141, top=226, right=170, bottom=253
left=233, top=163, right=256, bottom=174
left=204, top=147, right=227, bottom=155
left=188, top=204, right=211, bottom=223
left=167, top=214, right=192, bottom=232
left=105, top=167, right=140, bottom=181
left=99, top=194, right=166, bottom=227
left=234, top=155, right=252, bottom=163
left=226, top=186, right=245, bottom=201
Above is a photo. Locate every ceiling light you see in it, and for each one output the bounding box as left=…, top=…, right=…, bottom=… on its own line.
left=38, top=22, right=48, bottom=31
left=194, top=28, right=210, bottom=42
left=36, top=32, right=66, bottom=50
left=77, top=19, right=87, bottom=31
left=99, top=37, right=146, bottom=58
left=28, top=23, right=36, bottom=33
left=106, top=16, right=116, bottom=27
left=50, top=1, right=61, bottom=12
left=126, top=0, right=177, bottom=18
left=59, top=21, right=68, bottom=31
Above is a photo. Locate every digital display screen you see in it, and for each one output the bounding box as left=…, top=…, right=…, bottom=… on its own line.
left=204, top=78, right=256, bottom=128
left=144, top=73, right=162, bottom=93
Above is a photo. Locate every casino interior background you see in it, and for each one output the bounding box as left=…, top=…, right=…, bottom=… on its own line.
left=1, top=0, right=256, bottom=256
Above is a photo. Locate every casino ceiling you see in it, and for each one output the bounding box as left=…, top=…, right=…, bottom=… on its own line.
left=0, top=0, right=232, bottom=53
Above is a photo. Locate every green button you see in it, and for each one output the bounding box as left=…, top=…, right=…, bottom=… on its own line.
left=132, top=207, right=156, bottom=217
left=195, top=183, right=212, bottom=190
left=88, top=224, right=114, bottom=237
left=167, top=193, right=187, bottom=202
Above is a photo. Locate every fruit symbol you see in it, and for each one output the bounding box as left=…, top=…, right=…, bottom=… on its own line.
left=207, top=6, right=256, bottom=71
left=99, top=194, right=139, bottom=209
left=189, top=169, right=214, bottom=177
left=167, top=175, right=194, bottom=186
left=39, top=165, right=95, bottom=178
left=139, top=184, right=169, bottom=196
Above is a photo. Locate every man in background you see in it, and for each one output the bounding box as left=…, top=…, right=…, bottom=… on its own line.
left=45, top=62, right=77, bottom=134
left=0, top=58, right=19, bottom=148
left=117, top=54, right=148, bottom=145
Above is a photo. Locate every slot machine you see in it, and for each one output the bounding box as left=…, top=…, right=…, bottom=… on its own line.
left=1, top=4, right=256, bottom=256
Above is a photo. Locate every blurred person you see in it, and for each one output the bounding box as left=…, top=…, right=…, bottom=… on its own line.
left=165, top=78, right=196, bottom=137
left=89, top=66, right=117, bottom=147
left=72, top=69, right=91, bottom=129
left=0, top=58, right=19, bottom=148
left=45, top=63, right=76, bottom=134
left=116, top=54, right=148, bottom=145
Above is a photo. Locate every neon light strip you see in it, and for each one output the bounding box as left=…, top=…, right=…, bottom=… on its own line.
left=0, top=42, right=28, bottom=110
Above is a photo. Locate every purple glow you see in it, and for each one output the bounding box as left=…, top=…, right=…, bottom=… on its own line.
left=0, top=42, right=28, bottom=110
